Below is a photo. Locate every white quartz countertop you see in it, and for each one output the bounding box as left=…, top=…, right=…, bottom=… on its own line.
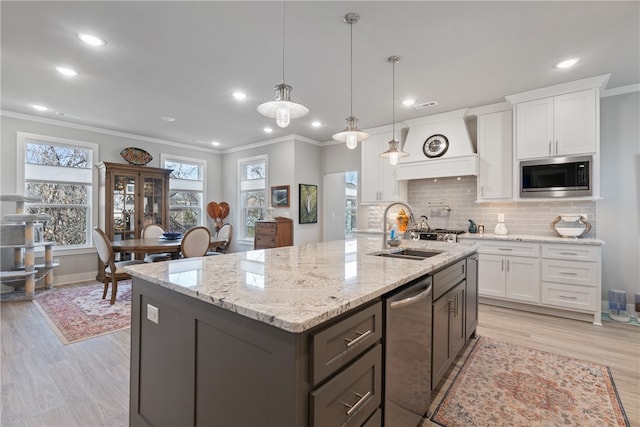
left=125, top=237, right=477, bottom=333
left=458, top=233, right=604, bottom=245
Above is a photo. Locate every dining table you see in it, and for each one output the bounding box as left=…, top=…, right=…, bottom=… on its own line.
left=111, top=237, right=228, bottom=259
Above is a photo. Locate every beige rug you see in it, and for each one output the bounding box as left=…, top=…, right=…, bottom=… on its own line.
left=431, top=336, right=629, bottom=427
left=33, top=281, right=131, bottom=344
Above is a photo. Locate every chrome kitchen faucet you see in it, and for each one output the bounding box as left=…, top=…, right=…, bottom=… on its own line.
left=382, top=201, right=416, bottom=249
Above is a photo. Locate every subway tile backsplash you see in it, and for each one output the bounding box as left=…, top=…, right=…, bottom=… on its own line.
left=363, top=176, right=597, bottom=237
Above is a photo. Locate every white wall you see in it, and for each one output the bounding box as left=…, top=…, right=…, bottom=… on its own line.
left=0, top=114, right=222, bottom=284
left=597, top=91, right=640, bottom=306
left=294, top=141, right=322, bottom=245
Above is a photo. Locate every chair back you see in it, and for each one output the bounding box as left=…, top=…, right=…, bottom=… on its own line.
left=93, top=227, right=114, bottom=265
left=180, top=226, right=211, bottom=258
left=141, top=224, right=165, bottom=239
left=215, top=223, right=233, bottom=253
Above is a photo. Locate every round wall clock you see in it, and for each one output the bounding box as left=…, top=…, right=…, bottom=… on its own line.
left=423, top=134, right=449, bottom=158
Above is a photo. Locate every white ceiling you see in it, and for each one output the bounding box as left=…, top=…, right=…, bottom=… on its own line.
left=2, top=1, right=639, bottom=151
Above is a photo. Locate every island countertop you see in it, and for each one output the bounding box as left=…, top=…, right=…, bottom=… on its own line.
left=125, top=237, right=477, bottom=333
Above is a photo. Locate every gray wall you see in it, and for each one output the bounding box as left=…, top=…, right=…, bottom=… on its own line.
left=597, top=91, right=640, bottom=306
left=1, top=115, right=222, bottom=284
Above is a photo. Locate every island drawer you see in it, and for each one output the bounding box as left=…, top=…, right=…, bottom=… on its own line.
left=310, top=344, right=382, bottom=427
left=433, top=260, right=466, bottom=300
left=311, top=302, right=382, bottom=386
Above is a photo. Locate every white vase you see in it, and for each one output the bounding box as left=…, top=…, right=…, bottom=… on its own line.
left=494, top=222, right=508, bottom=235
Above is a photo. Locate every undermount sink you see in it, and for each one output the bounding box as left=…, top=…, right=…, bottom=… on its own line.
left=370, top=249, right=443, bottom=260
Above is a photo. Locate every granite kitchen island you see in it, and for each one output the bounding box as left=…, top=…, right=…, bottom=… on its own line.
left=126, top=237, right=478, bottom=427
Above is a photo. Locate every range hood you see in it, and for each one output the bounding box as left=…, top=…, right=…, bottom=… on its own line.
left=397, top=108, right=478, bottom=180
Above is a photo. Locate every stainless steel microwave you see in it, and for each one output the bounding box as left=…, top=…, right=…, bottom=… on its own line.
left=520, top=155, right=592, bottom=198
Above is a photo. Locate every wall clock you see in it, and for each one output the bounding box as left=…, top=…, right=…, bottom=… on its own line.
left=423, top=134, right=449, bottom=158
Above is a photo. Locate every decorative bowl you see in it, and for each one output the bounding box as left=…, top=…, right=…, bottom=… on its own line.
left=162, top=232, right=182, bottom=240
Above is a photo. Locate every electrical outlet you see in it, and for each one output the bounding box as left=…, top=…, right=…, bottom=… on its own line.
left=498, top=213, right=505, bottom=222
left=147, top=304, right=159, bottom=324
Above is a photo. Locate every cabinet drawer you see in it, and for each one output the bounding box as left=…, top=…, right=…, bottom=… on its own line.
left=541, top=282, right=597, bottom=312
left=311, top=302, right=382, bottom=385
left=478, top=241, right=540, bottom=257
left=255, top=222, right=277, bottom=235
left=541, top=244, right=599, bottom=262
left=433, top=260, right=466, bottom=300
left=254, top=235, right=276, bottom=248
left=541, top=259, right=597, bottom=287
left=310, top=344, right=382, bottom=427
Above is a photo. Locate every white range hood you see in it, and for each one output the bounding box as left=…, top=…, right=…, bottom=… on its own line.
left=397, top=108, right=478, bottom=180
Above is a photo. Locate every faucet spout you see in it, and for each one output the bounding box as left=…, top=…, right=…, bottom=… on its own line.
left=382, top=201, right=415, bottom=249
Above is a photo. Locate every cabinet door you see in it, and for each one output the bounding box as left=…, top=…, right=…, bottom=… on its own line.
left=361, top=135, right=382, bottom=203
left=554, top=89, right=597, bottom=156
left=432, top=281, right=465, bottom=389
left=449, top=282, right=466, bottom=361
left=505, top=256, right=540, bottom=303
left=465, top=256, right=478, bottom=340
left=477, top=110, right=513, bottom=200
left=515, top=97, right=554, bottom=160
left=478, top=254, right=506, bottom=297
left=112, top=173, right=138, bottom=243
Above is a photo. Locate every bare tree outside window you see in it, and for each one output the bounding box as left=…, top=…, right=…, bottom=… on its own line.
left=239, top=157, right=267, bottom=240
left=163, top=158, right=204, bottom=233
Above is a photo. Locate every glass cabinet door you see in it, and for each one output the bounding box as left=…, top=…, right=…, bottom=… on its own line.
left=143, top=176, right=165, bottom=227
left=113, top=174, right=137, bottom=241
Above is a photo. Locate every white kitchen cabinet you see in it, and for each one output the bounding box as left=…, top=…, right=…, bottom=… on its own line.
left=515, top=89, right=597, bottom=160
left=361, top=131, right=407, bottom=204
left=478, top=241, right=540, bottom=303
left=477, top=110, right=512, bottom=200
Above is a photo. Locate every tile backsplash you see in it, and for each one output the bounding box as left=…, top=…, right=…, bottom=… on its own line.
left=362, top=176, right=597, bottom=237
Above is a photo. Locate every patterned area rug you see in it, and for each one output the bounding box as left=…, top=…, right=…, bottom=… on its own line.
left=33, top=281, right=131, bottom=345
left=431, top=337, right=629, bottom=427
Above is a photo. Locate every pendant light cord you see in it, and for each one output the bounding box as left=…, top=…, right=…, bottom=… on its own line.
left=281, top=0, right=285, bottom=84
left=349, top=20, right=353, bottom=116
left=391, top=58, right=395, bottom=138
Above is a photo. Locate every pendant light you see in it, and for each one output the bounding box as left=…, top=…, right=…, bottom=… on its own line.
left=332, top=13, right=369, bottom=150
left=380, top=56, right=409, bottom=165
left=257, top=0, right=308, bottom=128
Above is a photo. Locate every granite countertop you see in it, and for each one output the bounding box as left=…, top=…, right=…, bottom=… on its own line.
left=458, top=233, right=605, bottom=245
left=125, top=237, right=477, bottom=333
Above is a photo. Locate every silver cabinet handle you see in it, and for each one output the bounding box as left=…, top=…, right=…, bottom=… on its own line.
left=559, top=295, right=578, bottom=300
left=506, top=259, right=510, bottom=272
left=498, top=248, right=513, bottom=251
left=559, top=252, right=578, bottom=256
left=344, top=391, right=371, bottom=415
left=555, top=140, right=558, bottom=155
left=344, top=329, right=373, bottom=348
left=501, top=259, right=504, bottom=271
left=390, top=288, right=431, bottom=309
left=548, top=141, right=552, bottom=156
left=481, top=186, right=484, bottom=197
left=559, top=271, right=578, bottom=276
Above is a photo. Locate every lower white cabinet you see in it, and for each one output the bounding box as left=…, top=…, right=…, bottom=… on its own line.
left=472, top=238, right=602, bottom=324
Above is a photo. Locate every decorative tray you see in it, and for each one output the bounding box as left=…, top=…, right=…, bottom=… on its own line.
left=120, top=147, right=153, bottom=165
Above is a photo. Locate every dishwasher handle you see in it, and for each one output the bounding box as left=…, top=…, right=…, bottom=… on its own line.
left=389, top=286, right=432, bottom=309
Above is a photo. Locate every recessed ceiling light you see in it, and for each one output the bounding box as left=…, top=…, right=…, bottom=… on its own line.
left=31, top=104, right=48, bottom=112
left=264, top=127, right=273, bottom=133
left=232, top=91, right=247, bottom=100
left=77, top=33, right=106, bottom=47
left=311, top=121, right=322, bottom=128
left=555, top=58, right=579, bottom=69
left=402, top=99, right=416, bottom=106
left=211, top=141, right=221, bottom=146
left=56, top=66, right=78, bottom=77
left=161, top=116, right=176, bottom=122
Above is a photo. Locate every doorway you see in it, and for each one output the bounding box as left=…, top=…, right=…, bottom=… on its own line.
left=323, top=171, right=357, bottom=241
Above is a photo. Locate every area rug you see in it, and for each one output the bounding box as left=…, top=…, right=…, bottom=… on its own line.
left=431, top=337, right=629, bottom=427
left=33, top=281, right=132, bottom=345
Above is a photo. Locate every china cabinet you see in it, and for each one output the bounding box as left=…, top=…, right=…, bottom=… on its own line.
left=95, top=162, right=171, bottom=277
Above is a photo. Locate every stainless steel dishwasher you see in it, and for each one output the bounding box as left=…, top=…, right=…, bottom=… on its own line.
left=384, top=275, right=432, bottom=427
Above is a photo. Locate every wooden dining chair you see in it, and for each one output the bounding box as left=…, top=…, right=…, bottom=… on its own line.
left=207, top=223, right=233, bottom=255
left=93, top=227, right=144, bottom=304
left=141, top=224, right=171, bottom=262
left=180, top=226, right=211, bottom=258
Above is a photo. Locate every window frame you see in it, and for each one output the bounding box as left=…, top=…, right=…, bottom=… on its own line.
left=238, top=154, right=268, bottom=244
left=16, top=132, right=99, bottom=252
left=160, top=153, right=206, bottom=233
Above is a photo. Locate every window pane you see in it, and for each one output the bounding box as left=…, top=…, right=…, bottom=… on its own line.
left=26, top=182, right=88, bottom=205
left=169, top=191, right=201, bottom=207
left=243, top=190, right=266, bottom=208
left=165, top=161, right=201, bottom=180
left=242, top=162, right=265, bottom=180
left=26, top=142, right=90, bottom=168
left=28, top=206, right=88, bottom=245
left=169, top=208, right=200, bottom=233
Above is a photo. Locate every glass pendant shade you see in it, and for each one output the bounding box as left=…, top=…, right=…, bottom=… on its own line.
left=380, top=139, right=408, bottom=165
left=332, top=116, right=370, bottom=150
left=258, top=83, right=308, bottom=128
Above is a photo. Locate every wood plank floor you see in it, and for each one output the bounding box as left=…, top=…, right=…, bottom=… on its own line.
left=2, top=295, right=638, bottom=427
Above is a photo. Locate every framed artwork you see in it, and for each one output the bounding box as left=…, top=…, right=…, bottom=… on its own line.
left=125, top=183, right=135, bottom=194
left=299, top=184, right=318, bottom=224
left=271, top=185, right=290, bottom=208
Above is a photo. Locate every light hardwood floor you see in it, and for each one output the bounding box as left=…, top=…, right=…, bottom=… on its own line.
left=1, top=296, right=638, bottom=427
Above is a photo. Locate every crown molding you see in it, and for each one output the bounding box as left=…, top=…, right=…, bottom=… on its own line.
left=601, top=83, right=640, bottom=98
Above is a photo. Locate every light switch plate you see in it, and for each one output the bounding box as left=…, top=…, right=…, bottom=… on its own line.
left=498, top=213, right=505, bottom=222
left=147, top=304, right=159, bottom=324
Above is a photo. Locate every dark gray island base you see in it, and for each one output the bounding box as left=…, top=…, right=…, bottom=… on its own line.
left=128, top=239, right=478, bottom=427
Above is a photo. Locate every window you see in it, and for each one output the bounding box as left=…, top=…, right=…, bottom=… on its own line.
left=161, top=155, right=205, bottom=233
left=238, top=155, right=267, bottom=241
left=17, top=132, right=98, bottom=249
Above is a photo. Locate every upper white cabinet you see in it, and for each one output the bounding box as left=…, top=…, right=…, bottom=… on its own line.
left=515, top=88, right=597, bottom=160
left=361, top=131, right=407, bottom=204
left=477, top=110, right=512, bottom=200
